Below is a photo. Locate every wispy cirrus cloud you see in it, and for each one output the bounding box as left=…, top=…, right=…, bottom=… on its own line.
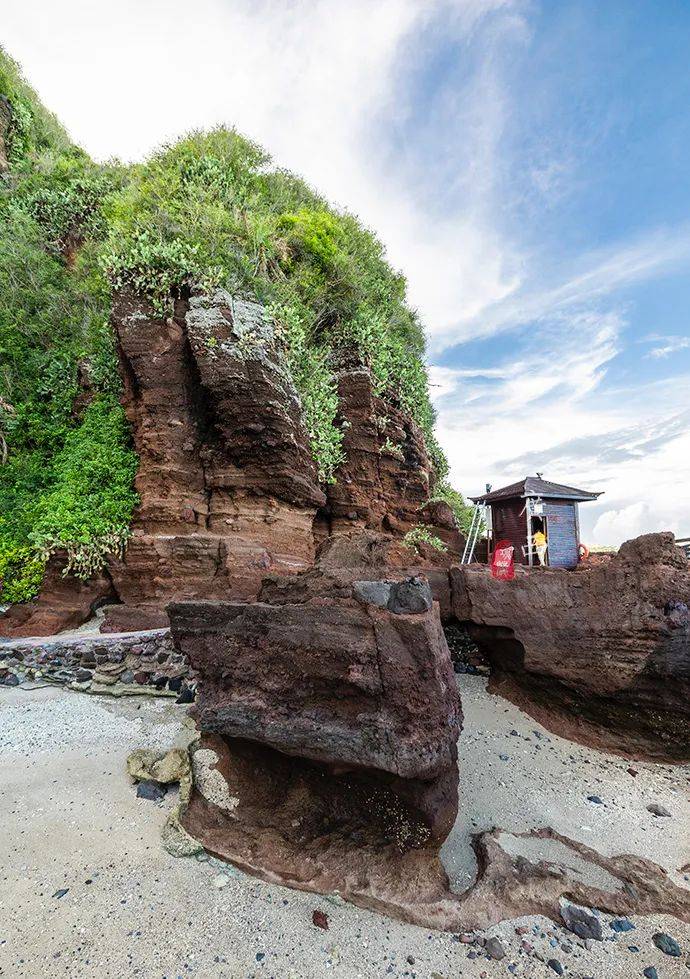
left=643, top=334, right=690, bottom=359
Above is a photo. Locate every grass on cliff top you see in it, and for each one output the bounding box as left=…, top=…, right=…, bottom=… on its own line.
left=0, top=48, right=472, bottom=602
left=99, top=128, right=446, bottom=482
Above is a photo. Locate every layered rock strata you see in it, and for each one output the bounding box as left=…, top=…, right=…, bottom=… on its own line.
left=169, top=567, right=461, bottom=839
left=452, top=533, right=690, bottom=759
left=1, top=288, right=462, bottom=637
left=103, top=288, right=325, bottom=630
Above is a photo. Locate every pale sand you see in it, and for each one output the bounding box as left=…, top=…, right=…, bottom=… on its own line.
left=0, top=677, right=687, bottom=978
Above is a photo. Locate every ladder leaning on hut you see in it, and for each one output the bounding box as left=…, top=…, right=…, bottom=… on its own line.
left=461, top=501, right=487, bottom=564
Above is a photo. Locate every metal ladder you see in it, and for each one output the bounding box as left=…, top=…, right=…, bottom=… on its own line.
left=461, top=503, right=485, bottom=564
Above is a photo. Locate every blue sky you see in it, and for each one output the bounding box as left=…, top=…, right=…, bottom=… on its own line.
left=4, top=0, right=690, bottom=544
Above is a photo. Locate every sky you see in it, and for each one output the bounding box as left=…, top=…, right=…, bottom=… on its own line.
left=4, top=0, right=690, bottom=545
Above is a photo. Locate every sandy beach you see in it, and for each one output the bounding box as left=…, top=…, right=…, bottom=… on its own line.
left=1, top=677, right=687, bottom=979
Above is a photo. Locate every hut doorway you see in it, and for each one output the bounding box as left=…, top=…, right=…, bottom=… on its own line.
left=529, top=515, right=549, bottom=566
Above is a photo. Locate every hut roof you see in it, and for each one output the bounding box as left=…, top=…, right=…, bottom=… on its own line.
left=471, top=476, right=603, bottom=505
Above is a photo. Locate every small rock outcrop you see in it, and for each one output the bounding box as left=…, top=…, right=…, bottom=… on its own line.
left=452, top=532, right=690, bottom=759
left=0, top=553, right=114, bottom=638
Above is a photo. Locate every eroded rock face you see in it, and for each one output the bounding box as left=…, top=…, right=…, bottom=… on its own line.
left=5, top=288, right=463, bottom=636
left=169, top=567, right=461, bottom=839
left=326, top=370, right=464, bottom=556
left=451, top=533, right=690, bottom=759
left=105, top=288, right=325, bottom=625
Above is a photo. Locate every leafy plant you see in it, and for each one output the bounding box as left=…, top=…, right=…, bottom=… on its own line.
left=0, top=543, right=45, bottom=604
left=403, top=526, right=447, bottom=554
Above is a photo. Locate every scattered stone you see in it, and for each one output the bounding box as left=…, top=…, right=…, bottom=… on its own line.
left=151, top=747, right=190, bottom=784
left=211, top=874, right=229, bottom=889
left=352, top=580, right=392, bottom=609
left=0, top=672, right=19, bottom=686
left=312, top=909, right=329, bottom=930
left=610, top=918, right=635, bottom=933
left=547, top=959, right=564, bottom=975
left=587, top=795, right=604, bottom=804
left=484, top=937, right=506, bottom=960
left=652, top=932, right=681, bottom=956
left=52, top=888, right=69, bottom=899
left=499, top=754, right=509, bottom=761
left=74, top=668, right=93, bottom=682
left=387, top=576, right=433, bottom=614
left=136, top=780, right=167, bottom=802
left=643, top=969, right=658, bottom=979
left=560, top=901, right=603, bottom=941
left=647, top=803, right=671, bottom=817
left=176, top=684, right=195, bottom=704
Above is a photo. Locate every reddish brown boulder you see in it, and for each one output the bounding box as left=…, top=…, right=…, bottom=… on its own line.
left=0, top=554, right=113, bottom=638
left=169, top=568, right=461, bottom=839
left=451, top=532, right=690, bottom=759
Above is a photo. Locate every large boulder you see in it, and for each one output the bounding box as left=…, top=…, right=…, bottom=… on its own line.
left=169, top=569, right=461, bottom=839
left=451, top=533, right=690, bottom=759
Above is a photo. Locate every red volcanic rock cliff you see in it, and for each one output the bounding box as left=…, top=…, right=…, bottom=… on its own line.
left=0, top=288, right=461, bottom=637
left=451, top=532, right=690, bottom=759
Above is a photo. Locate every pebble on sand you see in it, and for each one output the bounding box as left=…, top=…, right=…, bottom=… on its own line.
left=652, top=931, right=681, bottom=956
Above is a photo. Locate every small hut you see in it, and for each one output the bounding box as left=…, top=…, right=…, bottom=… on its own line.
left=471, top=476, right=602, bottom=569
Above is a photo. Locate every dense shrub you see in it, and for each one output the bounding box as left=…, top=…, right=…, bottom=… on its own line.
left=0, top=49, right=138, bottom=600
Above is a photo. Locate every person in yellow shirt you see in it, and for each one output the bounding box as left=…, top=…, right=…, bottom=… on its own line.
left=532, top=527, right=547, bottom=565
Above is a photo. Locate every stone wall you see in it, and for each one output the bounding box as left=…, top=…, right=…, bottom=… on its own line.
left=0, top=627, right=195, bottom=699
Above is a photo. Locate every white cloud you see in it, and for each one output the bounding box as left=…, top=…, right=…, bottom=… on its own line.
left=591, top=502, right=684, bottom=548
left=644, top=335, right=690, bottom=359
left=2, top=0, right=525, bottom=346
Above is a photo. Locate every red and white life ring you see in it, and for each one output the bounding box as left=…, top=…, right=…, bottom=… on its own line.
left=578, top=543, right=590, bottom=560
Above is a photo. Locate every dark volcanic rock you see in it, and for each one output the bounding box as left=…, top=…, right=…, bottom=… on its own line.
left=560, top=901, right=603, bottom=940
left=451, top=533, right=690, bottom=759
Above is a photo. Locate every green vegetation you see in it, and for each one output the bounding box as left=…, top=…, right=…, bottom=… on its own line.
left=0, top=48, right=138, bottom=601
left=0, top=47, right=473, bottom=604
left=403, top=526, right=448, bottom=554
left=98, top=127, right=441, bottom=482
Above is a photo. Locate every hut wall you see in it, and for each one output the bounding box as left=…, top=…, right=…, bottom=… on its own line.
left=491, top=500, right=528, bottom=564
left=543, top=500, right=579, bottom=568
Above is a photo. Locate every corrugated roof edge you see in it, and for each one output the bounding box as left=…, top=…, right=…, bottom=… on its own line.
left=470, top=476, right=603, bottom=504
